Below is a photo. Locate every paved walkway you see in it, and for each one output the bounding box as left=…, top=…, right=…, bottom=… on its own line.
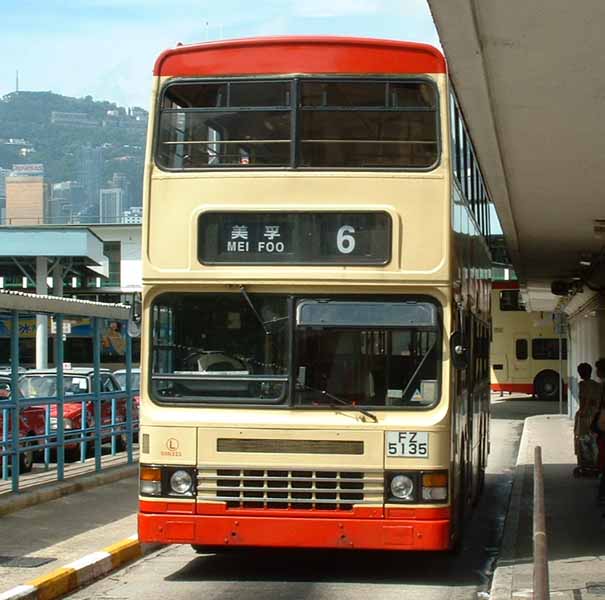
left=0, top=476, right=138, bottom=593
left=0, top=450, right=136, bottom=496
left=492, top=415, right=605, bottom=600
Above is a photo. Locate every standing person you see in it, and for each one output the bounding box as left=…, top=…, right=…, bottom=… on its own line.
left=574, top=362, right=601, bottom=475
left=594, top=358, right=605, bottom=504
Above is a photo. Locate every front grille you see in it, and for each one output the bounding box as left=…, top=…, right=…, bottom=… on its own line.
left=197, top=468, right=383, bottom=510
left=217, top=438, right=364, bottom=455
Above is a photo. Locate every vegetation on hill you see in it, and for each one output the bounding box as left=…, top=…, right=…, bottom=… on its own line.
left=0, top=91, right=146, bottom=186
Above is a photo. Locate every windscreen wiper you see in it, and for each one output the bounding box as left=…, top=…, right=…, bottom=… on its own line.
left=239, top=286, right=288, bottom=335
left=400, top=337, right=438, bottom=402
left=240, top=286, right=270, bottom=335
left=297, top=382, right=378, bottom=423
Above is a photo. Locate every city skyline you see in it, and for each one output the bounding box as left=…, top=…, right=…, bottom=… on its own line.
left=1, top=1, right=439, bottom=108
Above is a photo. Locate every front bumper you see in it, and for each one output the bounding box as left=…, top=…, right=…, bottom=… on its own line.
left=138, top=505, right=451, bottom=551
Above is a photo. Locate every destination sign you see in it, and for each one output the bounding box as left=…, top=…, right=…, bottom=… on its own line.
left=198, top=212, right=391, bottom=265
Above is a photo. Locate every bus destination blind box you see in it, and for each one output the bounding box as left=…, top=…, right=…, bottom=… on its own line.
left=198, top=211, right=391, bottom=265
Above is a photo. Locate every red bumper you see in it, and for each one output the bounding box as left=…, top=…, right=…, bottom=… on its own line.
left=138, top=508, right=451, bottom=551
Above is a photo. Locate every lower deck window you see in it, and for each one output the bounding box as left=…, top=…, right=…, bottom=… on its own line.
left=149, top=294, right=442, bottom=409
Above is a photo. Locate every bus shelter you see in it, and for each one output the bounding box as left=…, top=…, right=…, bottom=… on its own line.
left=0, top=290, right=138, bottom=493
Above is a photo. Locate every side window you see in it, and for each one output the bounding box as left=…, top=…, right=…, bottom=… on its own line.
left=500, top=290, right=525, bottom=311
left=532, top=338, right=567, bottom=360
left=516, top=339, right=528, bottom=361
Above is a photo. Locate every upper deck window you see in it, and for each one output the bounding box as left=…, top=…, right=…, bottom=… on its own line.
left=156, top=78, right=439, bottom=170
left=299, top=81, right=437, bottom=168
left=158, top=81, right=292, bottom=168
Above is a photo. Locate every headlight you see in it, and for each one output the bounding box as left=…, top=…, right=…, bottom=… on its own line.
left=170, top=469, right=193, bottom=495
left=390, top=474, right=414, bottom=500
left=64, top=418, right=73, bottom=430
left=49, top=416, right=58, bottom=430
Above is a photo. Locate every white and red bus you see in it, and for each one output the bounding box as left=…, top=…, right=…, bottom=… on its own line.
left=491, top=282, right=567, bottom=400
left=138, top=37, right=492, bottom=552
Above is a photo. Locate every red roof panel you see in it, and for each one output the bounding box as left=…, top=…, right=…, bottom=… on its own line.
left=153, top=36, right=446, bottom=77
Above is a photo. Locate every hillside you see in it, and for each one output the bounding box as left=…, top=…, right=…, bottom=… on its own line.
left=0, top=91, right=147, bottom=185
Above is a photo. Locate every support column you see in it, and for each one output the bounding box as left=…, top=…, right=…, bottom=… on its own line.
left=35, top=256, right=48, bottom=369
left=53, top=262, right=64, bottom=297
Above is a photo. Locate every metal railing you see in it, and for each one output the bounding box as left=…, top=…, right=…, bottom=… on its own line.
left=0, top=291, right=139, bottom=493
left=533, top=446, right=550, bottom=600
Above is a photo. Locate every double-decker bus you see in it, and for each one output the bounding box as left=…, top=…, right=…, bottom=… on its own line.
left=138, top=36, right=492, bottom=552
left=491, top=282, right=567, bottom=400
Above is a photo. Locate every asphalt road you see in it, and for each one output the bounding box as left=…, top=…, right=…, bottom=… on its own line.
left=69, top=397, right=563, bottom=600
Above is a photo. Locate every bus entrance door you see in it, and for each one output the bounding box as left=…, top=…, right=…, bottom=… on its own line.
left=511, top=334, right=530, bottom=386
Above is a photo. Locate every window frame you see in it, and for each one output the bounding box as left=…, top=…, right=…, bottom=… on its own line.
left=153, top=75, right=442, bottom=173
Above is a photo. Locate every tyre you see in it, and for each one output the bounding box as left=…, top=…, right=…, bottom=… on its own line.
left=115, top=432, right=128, bottom=452
left=533, top=370, right=560, bottom=401
left=64, top=445, right=84, bottom=462
left=19, top=439, right=35, bottom=473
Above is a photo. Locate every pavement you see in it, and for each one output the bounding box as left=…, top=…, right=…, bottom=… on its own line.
left=490, top=414, right=605, bottom=600
left=2, top=403, right=604, bottom=600
left=0, top=476, right=141, bottom=596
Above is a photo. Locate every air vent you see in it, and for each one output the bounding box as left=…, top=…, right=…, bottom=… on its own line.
left=217, top=438, right=364, bottom=455
left=197, top=468, right=383, bottom=510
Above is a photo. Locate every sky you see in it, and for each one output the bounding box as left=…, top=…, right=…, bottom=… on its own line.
left=1, top=0, right=440, bottom=108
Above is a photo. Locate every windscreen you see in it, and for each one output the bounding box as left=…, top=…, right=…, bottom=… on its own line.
left=156, top=78, right=439, bottom=170
left=157, top=81, right=292, bottom=168
left=299, top=80, right=438, bottom=168
left=295, top=300, right=440, bottom=408
left=150, top=293, right=289, bottom=403
left=149, top=294, right=441, bottom=408
left=19, top=376, right=89, bottom=397
left=114, top=371, right=140, bottom=391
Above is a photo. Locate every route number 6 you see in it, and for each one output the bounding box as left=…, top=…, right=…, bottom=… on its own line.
left=337, top=225, right=356, bottom=254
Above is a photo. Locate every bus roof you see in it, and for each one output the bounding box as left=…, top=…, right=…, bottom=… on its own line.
left=153, top=36, right=446, bottom=78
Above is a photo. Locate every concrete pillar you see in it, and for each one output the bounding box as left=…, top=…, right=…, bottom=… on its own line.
left=53, top=262, right=63, bottom=297
left=35, top=256, right=48, bottom=369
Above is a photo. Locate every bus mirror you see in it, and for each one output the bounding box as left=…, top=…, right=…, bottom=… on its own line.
left=450, top=332, right=468, bottom=370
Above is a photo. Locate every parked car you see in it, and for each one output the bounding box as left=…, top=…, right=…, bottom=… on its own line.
left=0, top=375, right=46, bottom=472
left=18, top=368, right=127, bottom=461
left=113, top=368, right=140, bottom=440
left=113, top=368, right=140, bottom=397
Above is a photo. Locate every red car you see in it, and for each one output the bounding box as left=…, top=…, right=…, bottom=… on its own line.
left=0, top=375, right=46, bottom=472
left=18, top=368, right=128, bottom=462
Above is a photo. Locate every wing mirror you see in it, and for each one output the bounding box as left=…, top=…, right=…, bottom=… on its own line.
left=450, top=331, right=468, bottom=370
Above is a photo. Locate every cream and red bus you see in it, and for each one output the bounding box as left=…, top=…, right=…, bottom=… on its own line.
left=491, top=282, right=567, bottom=400
left=138, top=36, right=492, bottom=552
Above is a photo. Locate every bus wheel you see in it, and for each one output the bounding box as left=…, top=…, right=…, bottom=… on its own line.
left=533, top=370, right=560, bottom=401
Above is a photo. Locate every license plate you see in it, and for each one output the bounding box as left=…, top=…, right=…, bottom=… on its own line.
left=386, top=431, right=429, bottom=458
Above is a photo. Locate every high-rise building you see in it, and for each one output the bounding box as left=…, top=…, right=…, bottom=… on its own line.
left=77, top=146, right=103, bottom=214
left=108, top=173, right=131, bottom=208
left=49, top=181, right=85, bottom=224
left=0, top=167, right=11, bottom=223
left=99, top=188, right=124, bottom=223
left=5, top=164, right=48, bottom=225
